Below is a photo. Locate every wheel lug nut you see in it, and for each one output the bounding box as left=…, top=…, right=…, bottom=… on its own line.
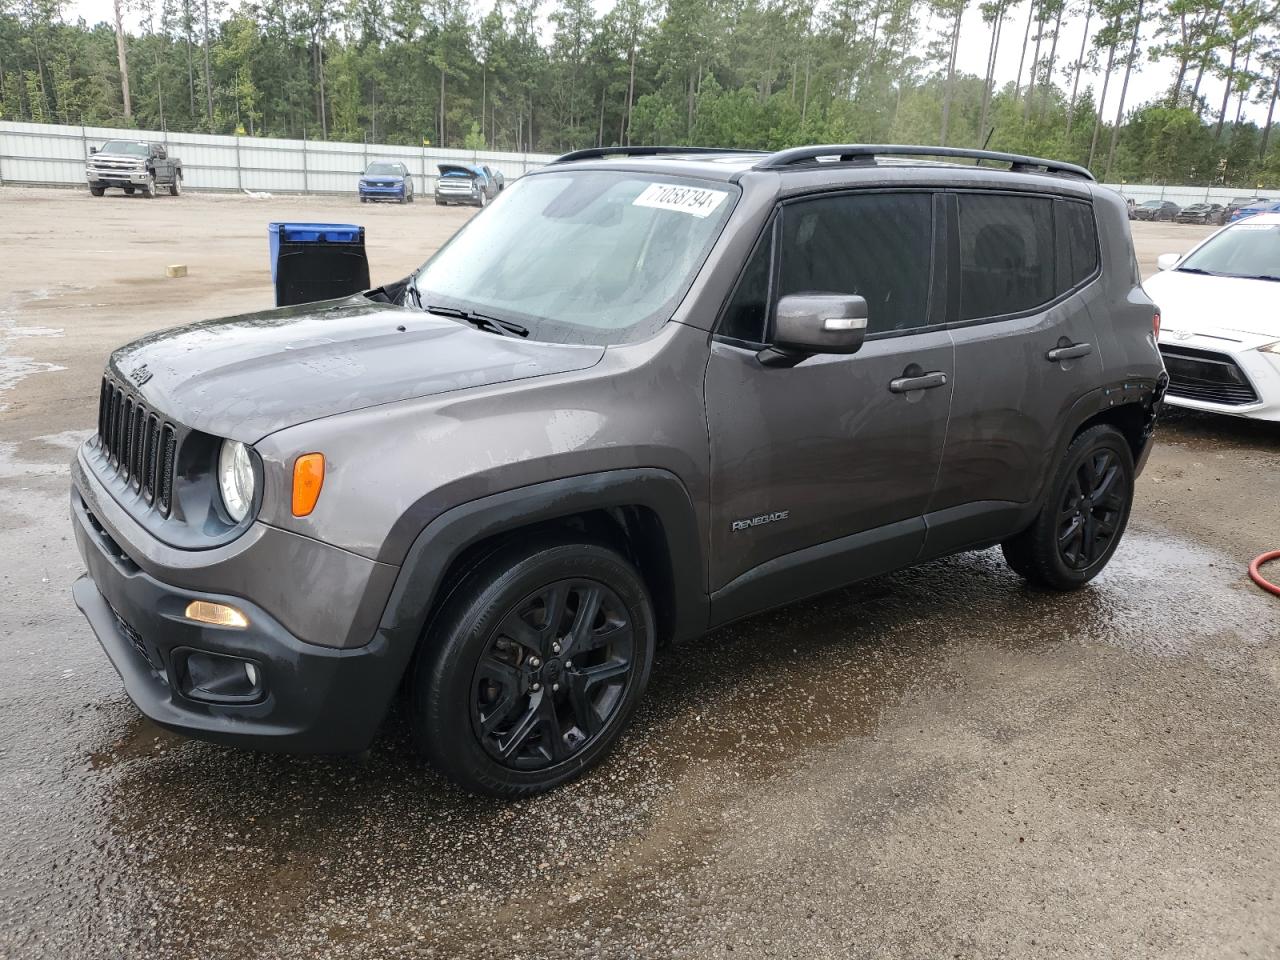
left=552, top=642, right=561, bottom=654
left=565, top=660, right=572, bottom=669
left=552, top=683, right=560, bottom=692
left=531, top=682, right=541, bottom=692
left=529, top=657, right=541, bottom=668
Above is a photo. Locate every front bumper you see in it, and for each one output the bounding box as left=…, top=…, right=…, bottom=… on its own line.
left=70, top=468, right=410, bottom=753
left=87, top=167, right=150, bottom=185
left=436, top=187, right=480, bottom=204
left=359, top=183, right=407, bottom=199
left=1157, top=333, right=1280, bottom=421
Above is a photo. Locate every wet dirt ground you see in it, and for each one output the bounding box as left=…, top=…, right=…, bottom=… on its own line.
left=1, top=190, right=1278, bottom=959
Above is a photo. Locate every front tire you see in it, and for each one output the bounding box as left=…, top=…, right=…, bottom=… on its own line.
left=169, top=176, right=181, bottom=197
left=88, top=183, right=105, bottom=197
left=1002, top=425, right=1135, bottom=591
left=411, top=539, right=656, bottom=798
left=140, top=177, right=155, bottom=198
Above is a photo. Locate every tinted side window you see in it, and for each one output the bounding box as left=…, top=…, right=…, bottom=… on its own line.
left=719, top=224, right=773, bottom=343
left=777, top=192, right=933, bottom=334
left=1060, top=200, right=1099, bottom=287
left=958, top=193, right=1055, bottom=320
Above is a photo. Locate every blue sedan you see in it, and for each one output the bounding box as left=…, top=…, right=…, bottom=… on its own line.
left=358, top=161, right=414, bottom=204
left=1229, top=199, right=1280, bottom=222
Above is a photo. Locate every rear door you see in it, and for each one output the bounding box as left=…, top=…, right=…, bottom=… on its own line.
left=705, top=190, right=954, bottom=601
left=926, top=191, right=1105, bottom=552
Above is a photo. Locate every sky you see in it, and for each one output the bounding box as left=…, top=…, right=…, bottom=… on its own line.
left=64, top=0, right=1261, bottom=129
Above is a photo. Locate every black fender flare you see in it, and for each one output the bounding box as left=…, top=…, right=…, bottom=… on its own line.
left=373, top=468, right=709, bottom=668
left=1031, top=373, right=1167, bottom=510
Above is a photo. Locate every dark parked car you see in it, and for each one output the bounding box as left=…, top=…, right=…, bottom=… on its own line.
left=358, top=160, right=414, bottom=203
left=434, top=164, right=500, bottom=206
left=71, top=144, right=1165, bottom=797
left=1132, top=199, right=1180, bottom=221
left=1175, top=202, right=1225, bottom=225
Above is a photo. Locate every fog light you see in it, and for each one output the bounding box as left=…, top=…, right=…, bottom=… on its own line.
left=178, top=650, right=263, bottom=703
left=185, top=600, right=249, bottom=628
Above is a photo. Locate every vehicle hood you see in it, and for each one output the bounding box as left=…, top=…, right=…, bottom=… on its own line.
left=1144, top=268, right=1280, bottom=340
left=108, top=296, right=605, bottom=443
left=438, top=164, right=479, bottom=179
left=362, top=174, right=404, bottom=181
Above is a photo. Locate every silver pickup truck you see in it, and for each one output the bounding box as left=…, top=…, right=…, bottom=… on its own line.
left=86, top=140, right=183, bottom=198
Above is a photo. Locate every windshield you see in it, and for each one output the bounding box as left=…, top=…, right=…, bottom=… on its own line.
left=1141, top=201, right=1162, bottom=208
left=365, top=162, right=402, bottom=176
left=412, top=170, right=737, bottom=345
left=100, top=140, right=148, bottom=156
left=1177, top=222, right=1280, bottom=280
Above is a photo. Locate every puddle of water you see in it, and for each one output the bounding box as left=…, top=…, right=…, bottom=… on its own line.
left=0, top=287, right=72, bottom=411
left=12, top=504, right=1275, bottom=958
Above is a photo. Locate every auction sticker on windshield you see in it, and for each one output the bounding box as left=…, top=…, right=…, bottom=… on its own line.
left=633, top=183, right=728, bottom=218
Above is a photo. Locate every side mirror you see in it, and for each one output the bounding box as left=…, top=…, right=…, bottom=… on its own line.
left=759, top=294, right=868, bottom=366
left=89, top=146, right=97, bottom=154
left=1156, top=253, right=1181, bottom=271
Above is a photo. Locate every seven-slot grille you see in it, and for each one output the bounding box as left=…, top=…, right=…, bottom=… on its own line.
left=97, top=377, right=178, bottom=515
left=1158, top=345, right=1260, bottom=406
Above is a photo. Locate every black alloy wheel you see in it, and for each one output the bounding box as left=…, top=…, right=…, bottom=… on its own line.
left=1056, top=447, right=1127, bottom=570
left=472, top=579, right=636, bottom=770
left=411, top=539, right=655, bottom=797
left=1001, top=424, right=1135, bottom=590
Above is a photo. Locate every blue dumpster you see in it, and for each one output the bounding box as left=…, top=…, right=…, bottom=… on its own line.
left=268, top=222, right=370, bottom=307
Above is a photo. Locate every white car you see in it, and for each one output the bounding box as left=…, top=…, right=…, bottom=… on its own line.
left=1144, top=212, right=1280, bottom=421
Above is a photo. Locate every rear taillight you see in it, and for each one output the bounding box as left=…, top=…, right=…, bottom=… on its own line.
left=1153, top=309, right=1162, bottom=339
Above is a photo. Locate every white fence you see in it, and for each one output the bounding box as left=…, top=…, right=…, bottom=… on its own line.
left=0, top=120, right=556, bottom=195
left=2, top=124, right=1272, bottom=205
left=1100, top=182, right=1279, bottom=206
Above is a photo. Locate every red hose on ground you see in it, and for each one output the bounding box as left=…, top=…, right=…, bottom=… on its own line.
left=1249, top=551, right=1280, bottom=597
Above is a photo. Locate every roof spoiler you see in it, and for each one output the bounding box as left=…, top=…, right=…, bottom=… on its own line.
left=753, top=144, right=1095, bottom=181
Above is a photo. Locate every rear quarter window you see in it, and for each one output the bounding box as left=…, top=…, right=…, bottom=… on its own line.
left=1060, top=200, right=1100, bottom=288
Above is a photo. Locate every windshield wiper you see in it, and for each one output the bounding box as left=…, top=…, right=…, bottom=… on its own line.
left=1174, top=267, right=1220, bottom=276
left=1234, top=273, right=1280, bottom=282
left=425, top=304, right=529, bottom=338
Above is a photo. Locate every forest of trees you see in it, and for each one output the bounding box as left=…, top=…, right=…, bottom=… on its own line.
left=4, top=0, right=1280, bottom=185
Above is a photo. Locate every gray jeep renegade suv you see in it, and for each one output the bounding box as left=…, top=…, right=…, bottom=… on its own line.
left=71, top=144, right=1166, bottom=797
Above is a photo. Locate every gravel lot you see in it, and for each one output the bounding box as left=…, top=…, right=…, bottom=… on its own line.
left=1, top=188, right=1277, bottom=960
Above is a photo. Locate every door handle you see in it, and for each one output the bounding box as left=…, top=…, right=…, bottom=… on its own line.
left=889, top=371, right=948, bottom=393
left=1046, top=342, right=1093, bottom=362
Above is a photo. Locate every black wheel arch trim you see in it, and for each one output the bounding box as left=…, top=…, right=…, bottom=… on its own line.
left=1033, top=373, right=1167, bottom=509
left=375, top=468, right=709, bottom=665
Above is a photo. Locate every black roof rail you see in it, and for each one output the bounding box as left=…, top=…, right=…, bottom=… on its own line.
left=551, top=145, right=766, bottom=164
left=753, top=144, right=1095, bottom=181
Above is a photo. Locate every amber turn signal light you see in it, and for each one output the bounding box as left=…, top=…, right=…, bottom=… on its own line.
left=184, top=600, right=250, bottom=629
left=292, top=453, right=325, bottom=517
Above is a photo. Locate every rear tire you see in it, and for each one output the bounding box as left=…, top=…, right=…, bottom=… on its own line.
left=1002, top=425, right=1135, bottom=591
left=411, top=538, right=656, bottom=798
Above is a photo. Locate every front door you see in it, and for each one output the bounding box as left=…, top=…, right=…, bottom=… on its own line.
left=705, top=190, right=954, bottom=615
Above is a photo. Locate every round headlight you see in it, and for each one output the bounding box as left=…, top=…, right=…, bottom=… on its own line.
left=217, top=440, right=255, bottom=522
